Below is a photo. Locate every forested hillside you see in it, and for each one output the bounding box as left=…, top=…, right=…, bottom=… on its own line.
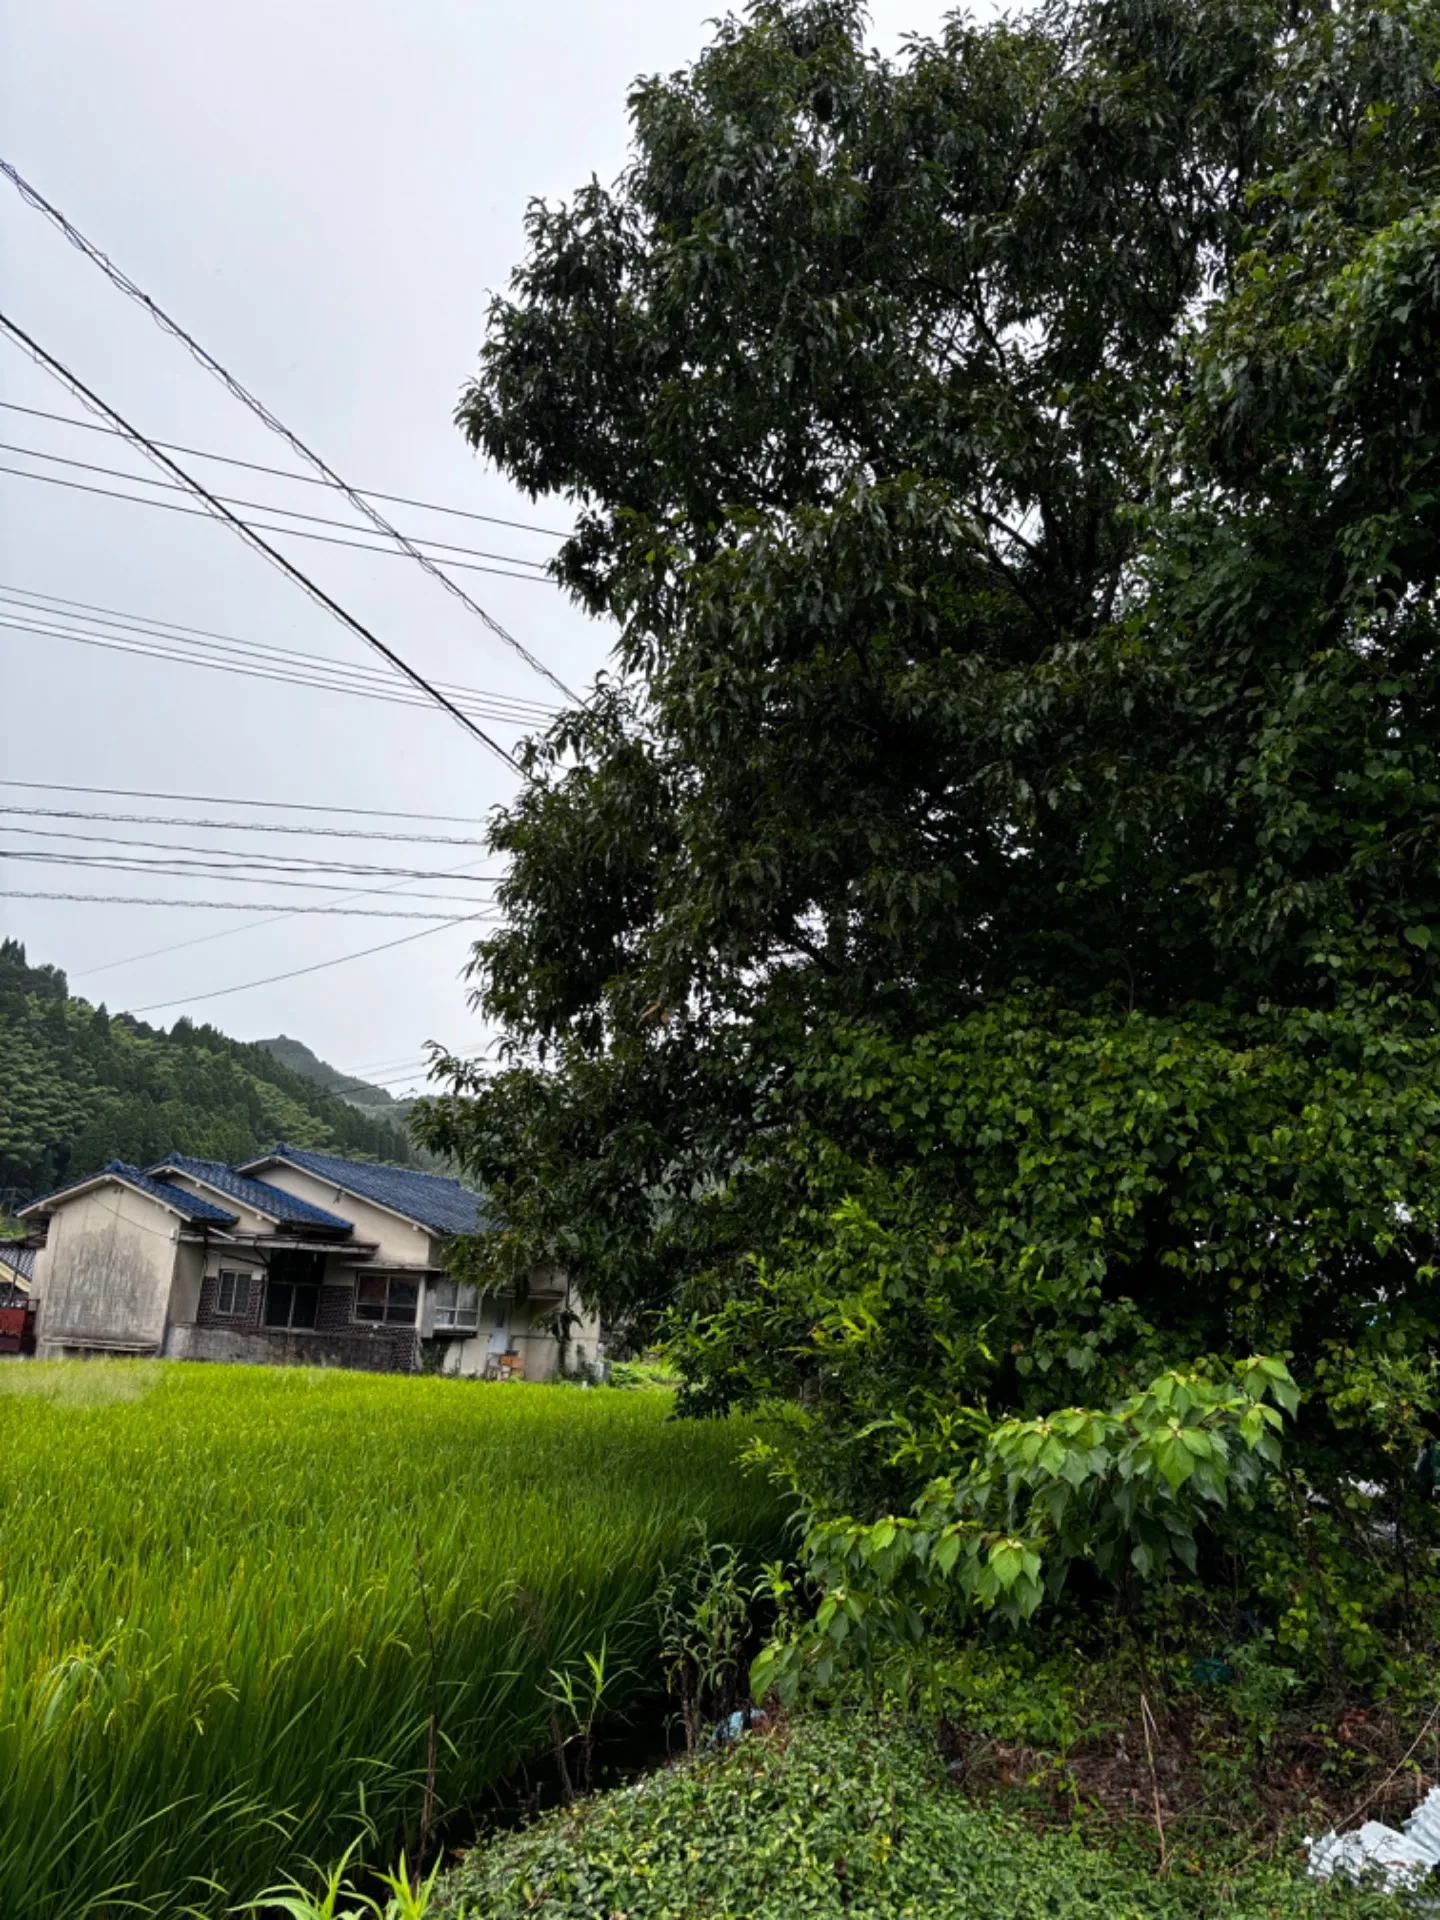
left=0, top=940, right=414, bottom=1206
left=256, top=1034, right=399, bottom=1112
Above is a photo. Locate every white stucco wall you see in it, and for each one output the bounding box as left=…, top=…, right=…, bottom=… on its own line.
left=33, top=1182, right=181, bottom=1352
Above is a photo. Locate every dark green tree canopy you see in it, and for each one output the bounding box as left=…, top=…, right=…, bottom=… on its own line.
left=420, top=0, right=1440, bottom=1518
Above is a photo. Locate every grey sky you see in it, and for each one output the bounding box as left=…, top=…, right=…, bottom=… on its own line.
left=0, top=0, right=955, bottom=1094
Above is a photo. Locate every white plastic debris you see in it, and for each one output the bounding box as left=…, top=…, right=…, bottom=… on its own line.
left=1405, top=1788, right=1440, bottom=1866
left=1306, top=1821, right=1435, bottom=1892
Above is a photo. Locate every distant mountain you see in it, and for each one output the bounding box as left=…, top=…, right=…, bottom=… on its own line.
left=256, top=1034, right=399, bottom=1110
left=256, top=1033, right=455, bottom=1174
left=0, top=940, right=417, bottom=1208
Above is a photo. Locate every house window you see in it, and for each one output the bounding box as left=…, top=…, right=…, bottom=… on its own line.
left=431, top=1279, right=480, bottom=1332
left=215, top=1271, right=253, bottom=1317
left=263, top=1250, right=324, bottom=1331
left=263, top=1279, right=320, bottom=1330
left=354, top=1275, right=420, bottom=1327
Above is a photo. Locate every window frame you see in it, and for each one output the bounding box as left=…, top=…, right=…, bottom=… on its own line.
left=214, top=1269, right=254, bottom=1318
left=262, top=1278, right=321, bottom=1331
left=431, top=1278, right=480, bottom=1333
left=353, top=1273, right=421, bottom=1328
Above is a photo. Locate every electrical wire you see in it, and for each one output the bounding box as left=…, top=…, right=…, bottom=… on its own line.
left=0, top=888, right=495, bottom=919
left=0, top=399, right=570, bottom=535
left=0, top=160, right=580, bottom=702
left=0, top=585, right=557, bottom=719
left=0, top=461, right=556, bottom=584
left=0, top=780, right=492, bottom=826
left=0, top=441, right=554, bottom=571
left=0, top=802, right=490, bottom=849
left=125, top=918, right=483, bottom=1015
left=0, top=839, right=501, bottom=885
left=0, top=310, right=524, bottom=771
left=71, top=850, right=501, bottom=978
left=0, top=857, right=496, bottom=906
left=0, top=612, right=556, bottom=724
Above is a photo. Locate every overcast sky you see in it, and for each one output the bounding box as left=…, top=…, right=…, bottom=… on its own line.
left=0, top=0, right=955, bottom=1097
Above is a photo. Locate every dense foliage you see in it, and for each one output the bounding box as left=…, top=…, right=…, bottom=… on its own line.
left=430, top=1714, right=1393, bottom=1920
left=417, top=0, right=1440, bottom=1672
left=0, top=1363, right=778, bottom=1918
left=0, top=939, right=413, bottom=1203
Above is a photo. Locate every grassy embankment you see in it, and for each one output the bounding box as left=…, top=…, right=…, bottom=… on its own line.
left=0, top=1362, right=781, bottom=1918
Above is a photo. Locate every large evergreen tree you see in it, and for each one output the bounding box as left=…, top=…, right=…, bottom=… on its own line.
left=419, top=0, right=1440, bottom=1630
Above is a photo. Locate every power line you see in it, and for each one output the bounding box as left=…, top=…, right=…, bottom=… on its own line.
left=0, top=440, right=555, bottom=569
left=125, top=918, right=482, bottom=1015
left=0, top=610, right=556, bottom=721
left=0, top=779, right=492, bottom=825
left=0, top=856, right=497, bottom=905
left=0, top=399, right=571, bottom=537
left=0, top=802, right=490, bottom=849
left=0, top=585, right=557, bottom=718
left=70, top=851, right=499, bottom=978
left=0, top=311, right=526, bottom=771
left=0, top=888, right=494, bottom=920
left=0, top=839, right=501, bottom=886
left=0, top=461, right=556, bottom=585
left=0, top=160, right=580, bottom=702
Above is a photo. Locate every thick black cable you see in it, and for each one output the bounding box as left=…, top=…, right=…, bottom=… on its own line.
left=0, top=160, right=580, bottom=702
left=0, top=309, right=523, bottom=771
left=0, top=398, right=570, bottom=535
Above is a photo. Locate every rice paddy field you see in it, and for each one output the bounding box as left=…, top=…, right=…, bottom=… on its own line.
left=0, top=1362, right=784, bottom=1918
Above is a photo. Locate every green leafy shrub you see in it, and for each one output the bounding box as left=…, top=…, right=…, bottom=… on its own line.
left=429, top=1713, right=1396, bottom=1920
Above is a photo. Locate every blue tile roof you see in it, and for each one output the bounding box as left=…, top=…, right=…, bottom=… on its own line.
left=236, top=1144, right=485, bottom=1234
left=0, top=1244, right=34, bottom=1286
left=20, top=1161, right=239, bottom=1225
left=146, top=1155, right=354, bottom=1233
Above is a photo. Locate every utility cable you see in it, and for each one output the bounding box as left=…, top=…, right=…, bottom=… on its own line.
left=0, top=839, right=500, bottom=884
left=0, top=398, right=570, bottom=536
left=0, top=460, right=553, bottom=584
left=0, top=310, right=523, bottom=770
left=0, top=803, right=490, bottom=850
left=71, top=850, right=500, bottom=978
left=0, top=779, right=492, bottom=825
left=0, top=160, right=580, bottom=702
left=0, top=585, right=556, bottom=716
left=0, top=610, right=552, bottom=724
left=0, top=889, right=493, bottom=920
left=125, top=918, right=482, bottom=1015
left=0, top=441, right=553, bottom=571
left=0, top=443, right=556, bottom=568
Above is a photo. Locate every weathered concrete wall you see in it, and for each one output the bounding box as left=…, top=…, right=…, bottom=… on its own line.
left=35, top=1182, right=178, bottom=1352
left=167, top=1320, right=417, bottom=1371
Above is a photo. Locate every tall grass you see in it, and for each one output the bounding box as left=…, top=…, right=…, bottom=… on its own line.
left=0, top=1362, right=781, bottom=1918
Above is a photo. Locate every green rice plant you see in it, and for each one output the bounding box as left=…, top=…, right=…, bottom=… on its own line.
left=0, top=1362, right=782, bottom=1918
